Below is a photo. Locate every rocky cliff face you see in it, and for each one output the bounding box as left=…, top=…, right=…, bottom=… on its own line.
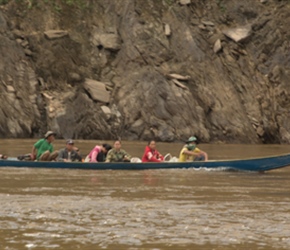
left=0, top=0, right=290, bottom=143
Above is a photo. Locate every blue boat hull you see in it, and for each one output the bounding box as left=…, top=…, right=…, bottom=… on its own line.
left=1, top=153, right=290, bottom=172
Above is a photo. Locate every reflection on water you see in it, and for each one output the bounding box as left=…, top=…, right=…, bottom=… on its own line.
left=1, top=140, right=290, bottom=249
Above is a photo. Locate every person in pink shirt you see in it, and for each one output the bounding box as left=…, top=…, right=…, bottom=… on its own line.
left=142, top=140, right=164, bottom=162
left=85, top=143, right=112, bottom=162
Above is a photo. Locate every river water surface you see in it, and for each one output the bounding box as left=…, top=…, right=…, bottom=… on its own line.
left=1, top=140, right=290, bottom=250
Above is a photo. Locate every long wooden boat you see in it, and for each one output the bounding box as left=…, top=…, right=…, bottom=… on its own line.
left=1, top=153, right=290, bottom=172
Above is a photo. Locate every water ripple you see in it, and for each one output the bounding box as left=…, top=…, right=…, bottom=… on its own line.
left=1, top=168, right=290, bottom=249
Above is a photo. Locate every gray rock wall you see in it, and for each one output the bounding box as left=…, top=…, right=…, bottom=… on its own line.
left=0, top=0, right=289, bottom=143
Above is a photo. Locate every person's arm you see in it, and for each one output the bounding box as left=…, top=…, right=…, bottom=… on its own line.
left=31, top=145, right=37, bottom=161
left=184, top=148, right=208, bottom=161
left=200, top=150, right=208, bottom=161
left=150, top=156, right=162, bottom=162
left=182, top=149, right=200, bottom=157
left=193, top=147, right=208, bottom=161
left=57, top=149, right=66, bottom=162
left=146, top=151, right=162, bottom=162
left=31, top=139, right=43, bottom=160
left=72, top=150, right=82, bottom=162
left=105, top=150, right=112, bottom=162
left=156, top=150, right=164, bottom=161
left=122, top=150, right=131, bottom=162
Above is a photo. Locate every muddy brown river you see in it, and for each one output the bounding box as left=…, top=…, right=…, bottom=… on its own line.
left=1, top=140, right=290, bottom=250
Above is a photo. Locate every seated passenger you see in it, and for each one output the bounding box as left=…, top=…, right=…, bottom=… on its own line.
left=105, top=140, right=131, bottom=162
left=179, top=136, right=208, bottom=162
left=85, top=143, right=112, bottom=162
left=142, top=140, right=164, bottom=162
left=31, top=131, right=58, bottom=161
left=0, top=154, right=7, bottom=159
left=57, top=139, right=82, bottom=162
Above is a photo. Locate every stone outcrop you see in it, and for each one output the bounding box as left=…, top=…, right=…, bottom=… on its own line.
left=44, top=30, right=68, bottom=40
left=83, top=79, right=110, bottom=103
left=0, top=0, right=290, bottom=144
left=223, top=26, right=252, bottom=43
left=91, top=32, right=121, bottom=51
left=213, top=39, right=222, bottom=53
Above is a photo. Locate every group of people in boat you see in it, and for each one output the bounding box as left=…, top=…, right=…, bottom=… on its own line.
left=1, top=131, right=208, bottom=163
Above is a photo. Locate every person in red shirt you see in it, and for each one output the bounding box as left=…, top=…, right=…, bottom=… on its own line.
left=142, top=140, right=164, bottom=162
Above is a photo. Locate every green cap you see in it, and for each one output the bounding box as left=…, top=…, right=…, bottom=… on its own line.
left=186, top=136, right=197, bottom=143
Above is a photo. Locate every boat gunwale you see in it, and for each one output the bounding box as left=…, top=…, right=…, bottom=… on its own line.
left=1, top=153, right=290, bottom=172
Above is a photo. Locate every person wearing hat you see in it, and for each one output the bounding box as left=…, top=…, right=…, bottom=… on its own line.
left=57, top=139, right=82, bottom=162
left=179, top=136, right=208, bottom=162
left=31, top=131, right=58, bottom=161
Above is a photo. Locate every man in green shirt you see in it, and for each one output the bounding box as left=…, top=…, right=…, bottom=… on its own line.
left=31, top=131, right=58, bottom=161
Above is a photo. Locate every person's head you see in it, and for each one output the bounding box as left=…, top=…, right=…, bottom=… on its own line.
left=185, top=136, right=197, bottom=151
left=66, top=139, right=74, bottom=151
left=101, top=143, right=112, bottom=154
left=113, top=140, right=122, bottom=151
left=44, top=131, right=56, bottom=142
left=148, top=140, right=156, bottom=150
